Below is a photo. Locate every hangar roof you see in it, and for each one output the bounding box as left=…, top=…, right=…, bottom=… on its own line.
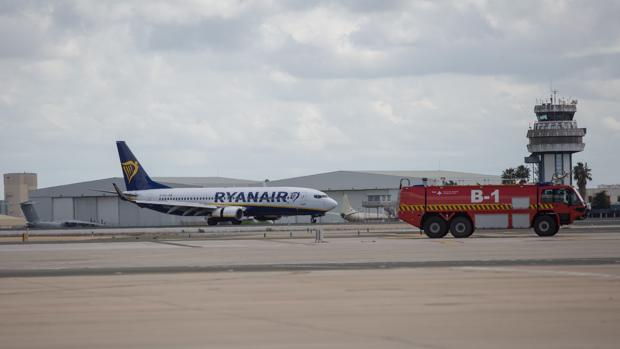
left=268, top=171, right=422, bottom=191
left=30, top=177, right=262, bottom=198
left=155, top=177, right=261, bottom=187
left=363, top=170, right=500, bottom=183
left=268, top=170, right=500, bottom=191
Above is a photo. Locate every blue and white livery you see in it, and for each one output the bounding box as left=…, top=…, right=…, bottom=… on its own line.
left=114, top=141, right=338, bottom=225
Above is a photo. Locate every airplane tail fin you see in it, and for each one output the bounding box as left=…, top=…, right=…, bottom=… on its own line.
left=340, top=194, right=356, bottom=215
left=20, top=201, right=40, bottom=223
left=116, top=141, right=170, bottom=191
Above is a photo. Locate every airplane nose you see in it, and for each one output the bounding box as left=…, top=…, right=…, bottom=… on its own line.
left=326, top=198, right=338, bottom=210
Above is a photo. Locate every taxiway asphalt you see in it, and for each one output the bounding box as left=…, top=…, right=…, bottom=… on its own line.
left=1, top=226, right=619, bottom=348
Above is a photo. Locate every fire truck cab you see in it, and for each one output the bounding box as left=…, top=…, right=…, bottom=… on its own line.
left=398, top=183, right=587, bottom=238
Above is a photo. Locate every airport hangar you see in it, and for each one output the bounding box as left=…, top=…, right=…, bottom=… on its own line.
left=28, top=170, right=501, bottom=227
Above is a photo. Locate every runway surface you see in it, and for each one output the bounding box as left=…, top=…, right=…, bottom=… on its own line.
left=1, top=227, right=620, bottom=277
left=1, top=227, right=619, bottom=348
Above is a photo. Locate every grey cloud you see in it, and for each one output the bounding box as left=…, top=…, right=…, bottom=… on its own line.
left=283, top=0, right=408, bottom=13
left=0, top=17, right=44, bottom=58
left=137, top=16, right=259, bottom=52
left=260, top=1, right=620, bottom=83
left=0, top=1, right=94, bottom=60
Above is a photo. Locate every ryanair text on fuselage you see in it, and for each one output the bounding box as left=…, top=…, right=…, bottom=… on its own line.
left=216, top=191, right=298, bottom=203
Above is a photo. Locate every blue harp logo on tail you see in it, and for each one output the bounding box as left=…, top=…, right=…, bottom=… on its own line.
left=122, top=160, right=140, bottom=183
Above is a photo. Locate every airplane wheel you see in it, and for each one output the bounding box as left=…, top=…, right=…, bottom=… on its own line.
left=207, top=218, right=218, bottom=226
left=449, top=216, right=474, bottom=238
left=232, top=219, right=242, bottom=225
left=311, top=217, right=317, bottom=224
left=533, top=215, right=558, bottom=237
left=423, top=216, right=448, bottom=239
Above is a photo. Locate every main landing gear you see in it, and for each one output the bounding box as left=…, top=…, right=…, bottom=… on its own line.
left=207, top=218, right=242, bottom=226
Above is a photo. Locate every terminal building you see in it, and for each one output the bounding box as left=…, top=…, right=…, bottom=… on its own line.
left=28, top=170, right=500, bottom=227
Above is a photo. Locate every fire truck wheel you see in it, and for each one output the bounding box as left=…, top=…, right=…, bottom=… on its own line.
left=533, top=215, right=558, bottom=237
left=423, top=216, right=448, bottom=239
left=449, top=216, right=474, bottom=238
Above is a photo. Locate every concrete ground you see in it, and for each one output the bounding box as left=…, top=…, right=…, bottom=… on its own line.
left=1, top=230, right=619, bottom=275
left=1, top=228, right=619, bottom=348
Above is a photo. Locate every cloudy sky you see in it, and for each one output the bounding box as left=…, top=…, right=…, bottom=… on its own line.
left=1, top=0, right=619, bottom=196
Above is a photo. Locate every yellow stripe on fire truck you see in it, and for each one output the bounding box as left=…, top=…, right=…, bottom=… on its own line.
left=529, top=203, right=554, bottom=209
left=399, top=203, right=557, bottom=212
left=399, top=204, right=513, bottom=211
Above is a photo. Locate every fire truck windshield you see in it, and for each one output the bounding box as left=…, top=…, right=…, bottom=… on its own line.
left=570, top=188, right=585, bottom=206
left=542, top=188, right=584, bottom=206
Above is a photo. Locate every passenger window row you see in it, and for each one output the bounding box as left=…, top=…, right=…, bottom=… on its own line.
left=158, top=196, right=214, bottom=201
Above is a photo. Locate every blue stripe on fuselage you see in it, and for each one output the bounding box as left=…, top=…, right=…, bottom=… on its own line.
left=138, top=203, right=325, bottom=217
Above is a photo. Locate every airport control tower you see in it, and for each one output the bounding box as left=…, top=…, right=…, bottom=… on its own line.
left=525, top=92, right=586, bottom=185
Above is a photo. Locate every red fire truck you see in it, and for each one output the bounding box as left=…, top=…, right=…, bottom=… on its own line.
left=398, top=183, right=587, bottom=238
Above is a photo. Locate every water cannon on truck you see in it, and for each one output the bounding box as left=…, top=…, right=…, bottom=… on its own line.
left=398, top=181, right=587, bottom=238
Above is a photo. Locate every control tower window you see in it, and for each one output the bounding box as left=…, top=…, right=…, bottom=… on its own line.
left=555, top=154, right=564, bottom=177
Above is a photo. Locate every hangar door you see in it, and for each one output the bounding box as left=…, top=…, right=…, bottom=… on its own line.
left=97, top=197, right=119, bottom=226
left=75, top=197, right=97, bottom=223
left=52, top=198, right=74, bottom=221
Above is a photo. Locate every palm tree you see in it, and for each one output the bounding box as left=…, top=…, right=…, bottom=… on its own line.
left=515, top=165, right=531, bottom=182
left=573, top=162, right=592, bottom=200
left=501, top=168, right=516, bottom=184
left=502, top=166, right=530, bottom=184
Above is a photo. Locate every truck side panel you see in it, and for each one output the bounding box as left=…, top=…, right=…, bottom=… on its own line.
left=398, top=186, right=426, bottom=229
left=475, top=214, right=508, bottom=228
left=399, top=185, right=541, bottom=229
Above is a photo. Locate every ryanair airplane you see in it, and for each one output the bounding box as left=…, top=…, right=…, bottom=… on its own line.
left=114, top=141, right=338, bottom=225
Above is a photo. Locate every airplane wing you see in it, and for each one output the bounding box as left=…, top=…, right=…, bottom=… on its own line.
left=134, top=200, right=220, bottom=216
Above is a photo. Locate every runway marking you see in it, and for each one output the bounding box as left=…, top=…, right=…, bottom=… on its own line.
left=151, top=241, right=202, bottom=248
left=457, top=266, right=620, bottom=279
left=3, top=258, right=620, bottom=278
left=260, top=239, right=317, bottom=246
left=436, top=240, right=465, bottom=245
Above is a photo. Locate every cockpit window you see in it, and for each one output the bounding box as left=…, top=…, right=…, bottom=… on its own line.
left=314, top=194, right=327, bottom=199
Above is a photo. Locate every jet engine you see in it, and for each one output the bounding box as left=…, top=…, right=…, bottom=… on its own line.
left=212, top=207, right=243, bottom=220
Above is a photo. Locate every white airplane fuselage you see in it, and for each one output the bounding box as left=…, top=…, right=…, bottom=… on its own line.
left=124, top=186, right=337, bottom=222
